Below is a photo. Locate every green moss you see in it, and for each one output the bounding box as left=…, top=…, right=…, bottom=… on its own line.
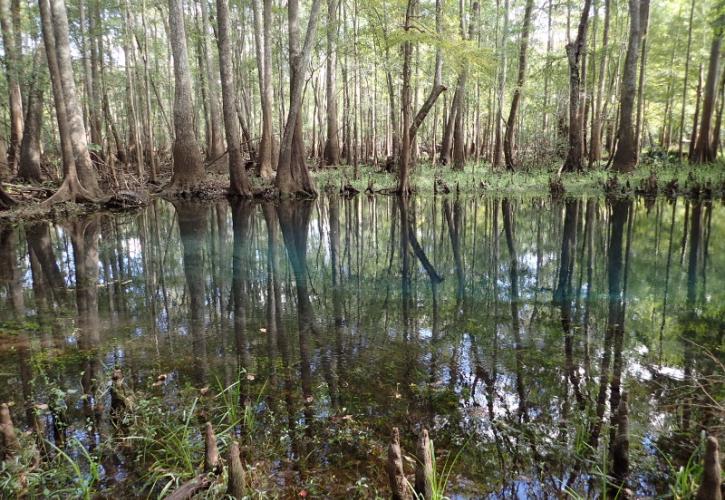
left=312, top=159, right=725, bottom=197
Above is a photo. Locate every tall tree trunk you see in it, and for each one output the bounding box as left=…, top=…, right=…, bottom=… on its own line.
left=287, top=0, right=307, bottom=177
left=561, top=0, right=592, bottom=173
left=678, top=0, right=696, bottom=159
left=79, top=0, right=102, bottom=150
left=589, top=0, right=610, bottom=165
left=452, top=3, right=479, bottom=171
left=395, top=0, right=446, bottom=192
left=323, top=0, right=340, bottom=166
left=542, top=0, right=553, bottom=135
left=252, top=0, right=275, bottom=180
left=0, top=0, right=23, bottom=174
left=216, top=0, right=253, bottom=196
left=612, top=0, right=641, bottom=173
left=398, top=0, right=415, bottom=194
left=166, top=0, right=206, bottom=192
left=275, top=0, right=321, bottom=197
left=39, top=0, right=97, bottom=205
left=503, top=0, right=534, bottom=171
left=199, top=0, right=225, bottom=170
left=88, top=0, right=104, bottom=148
left=18, top=48, right=45, bottom=183
left=50, top=0, right=102, bottom=195
left=123, top=0, right=145, bottom=178
left=634, top=0, right=650, bottom=159
left=692, top=9, right=724, bottom=164
left=137, top=0, right=158, bottom=182
left=689, top=64, right=704, bottom=160
left=492, top=0, right=509, bottom=169
left=710, top=70, right=725, bottom=154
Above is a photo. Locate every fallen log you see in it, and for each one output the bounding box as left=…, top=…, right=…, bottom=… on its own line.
left=165, top=474, right=214, bottom=500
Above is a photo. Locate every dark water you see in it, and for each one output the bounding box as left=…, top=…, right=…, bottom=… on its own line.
left=0, top=195, right=722, bottom=498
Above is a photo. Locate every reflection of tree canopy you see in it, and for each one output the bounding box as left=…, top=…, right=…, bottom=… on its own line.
left=0, top=196, right=721, bottom=496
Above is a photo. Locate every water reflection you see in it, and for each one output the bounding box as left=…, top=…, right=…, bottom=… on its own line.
left=0, top=195, right=722, bottom=497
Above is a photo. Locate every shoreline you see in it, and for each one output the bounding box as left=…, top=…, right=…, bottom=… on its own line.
left=1, top=161, right=723, bottom=223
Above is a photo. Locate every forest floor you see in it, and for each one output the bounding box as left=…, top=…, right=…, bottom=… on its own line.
left=1, top=158, right=723, bottom=222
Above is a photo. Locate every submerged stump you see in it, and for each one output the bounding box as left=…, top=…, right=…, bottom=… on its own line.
left=110, top=368, right=134, bottom=415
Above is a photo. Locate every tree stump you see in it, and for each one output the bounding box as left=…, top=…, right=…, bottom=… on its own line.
left=415, top=428, right=434, bottom=499
left=387, top=427, right=411, bottom=500
left=696, top=436, right=722, bottom=500
left=0, top=403, right=20, bottom=460
left=204, top=422, right=219, bottom=473
left=226, top=440, right=246, bottom=498
left=110, top=367, right=134, bottom=414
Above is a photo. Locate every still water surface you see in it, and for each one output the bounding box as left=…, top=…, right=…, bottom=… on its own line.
left=0, top=195, right=722, bottom=498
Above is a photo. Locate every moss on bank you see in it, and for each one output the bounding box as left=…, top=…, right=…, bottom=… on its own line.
left=313, top=160, right=725, bottom=197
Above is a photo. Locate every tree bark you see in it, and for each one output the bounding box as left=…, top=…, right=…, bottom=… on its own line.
left=274, top=0, right=321, bottom=197
left=252, top=0, right=275, bottom=180
left=452, top=3, right=479, bottom=171
left=39, top=0, right=98, bottom=205
left=199, top=0, right=225, bottom=170
left=50, top=0, right=102, bottom=195
left=612, top=0, right=641, bottom=173
left=0, top=0, right=23, bottom=174
left=492, top=0, right=509, bottom=169
left=589, top=0, right=610, bottom=165
left=18, top=48, right=45, bottom=183
left=166, top=0, right=206, bottom=192
left=503, top=0, right=534, bottom=171
left=692, top=10, right=724, bottom=164
left=678, top=0, right=696, bottom=159
left=216, top=0, right=253, bottom=196
left=323, top=0, right=340, bottom=166
left=561, top=0, right=592, bottom=173
left=634, top=0, right=650, bottom=159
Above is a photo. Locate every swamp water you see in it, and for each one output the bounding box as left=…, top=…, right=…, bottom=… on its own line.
left=0, top=195, right=722, bottom=498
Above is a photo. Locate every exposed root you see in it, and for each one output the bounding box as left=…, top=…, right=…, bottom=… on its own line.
left=0, top=186, right=18, bottom=210
left=41, top=176, right=102, bottom=207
